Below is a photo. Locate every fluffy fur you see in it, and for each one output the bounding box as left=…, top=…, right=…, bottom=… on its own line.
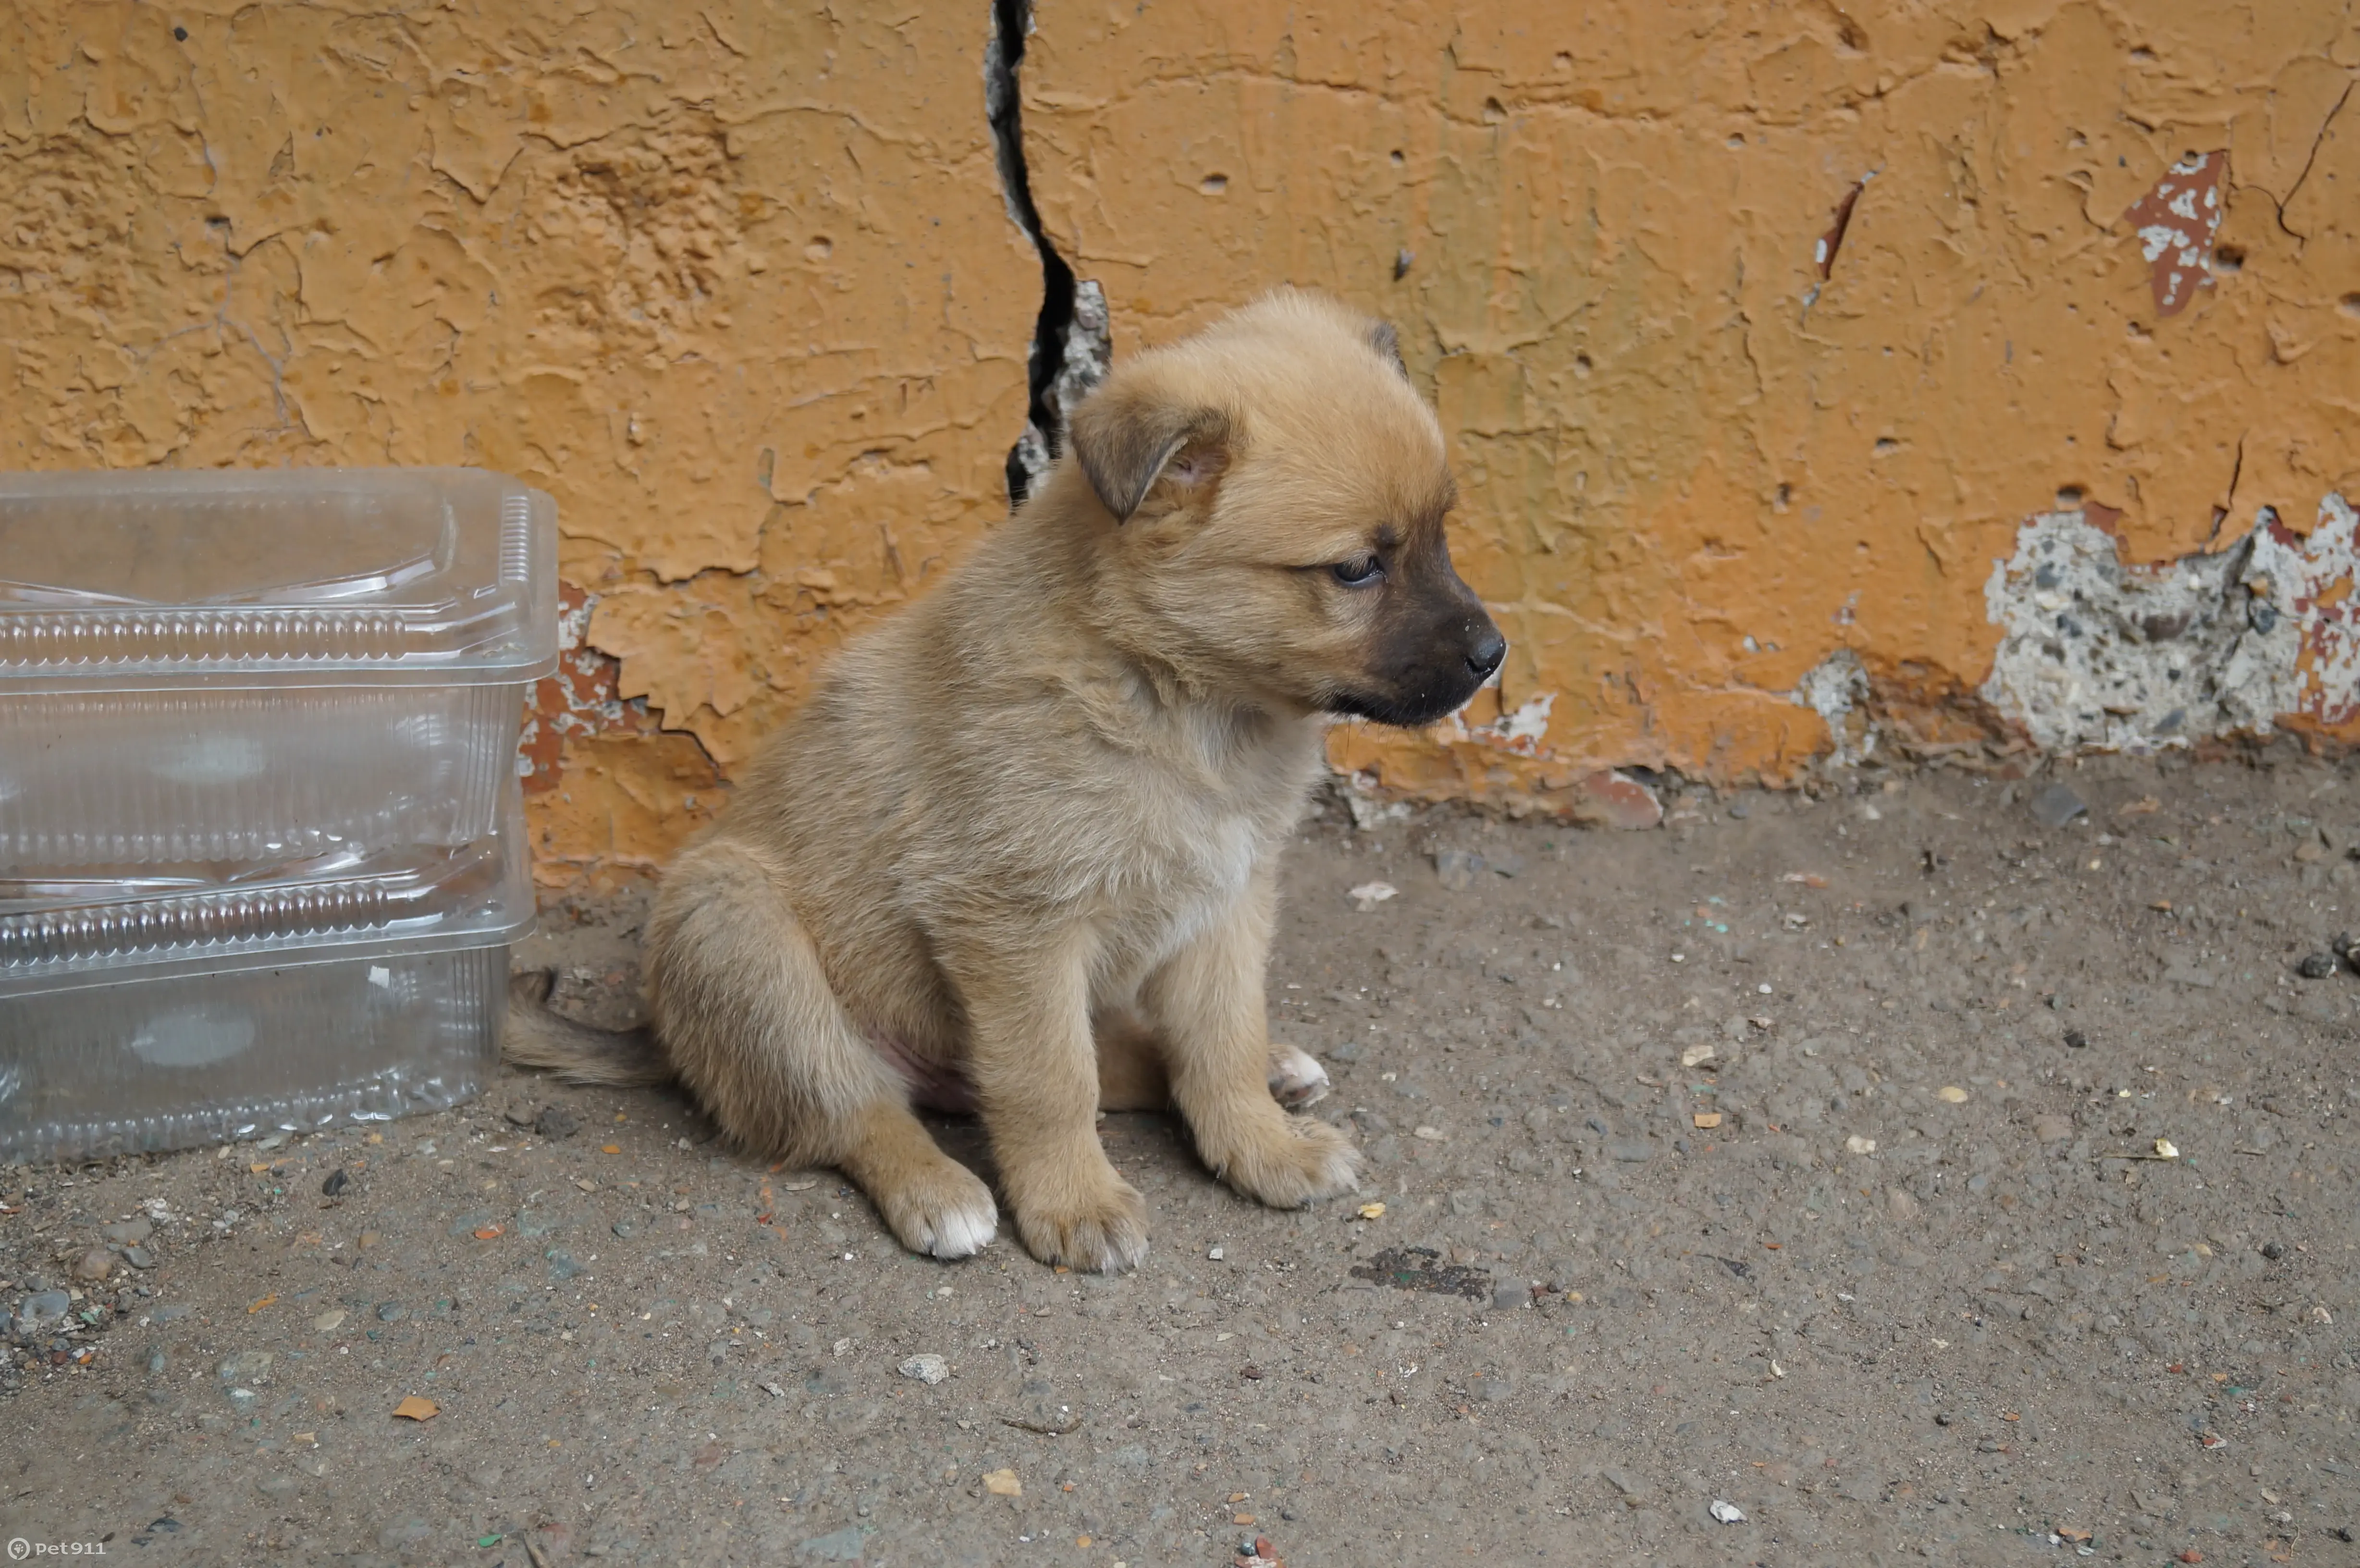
left=508, top=289, right=1505, bottom=1271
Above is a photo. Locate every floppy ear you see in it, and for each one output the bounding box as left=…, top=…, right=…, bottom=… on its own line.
left=1067, top=389, right=1231, bottom=523
left=1368, top=320, right=1408, bottom=378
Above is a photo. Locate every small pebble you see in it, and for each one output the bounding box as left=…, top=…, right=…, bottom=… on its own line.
left=376, top=1302, right=406, bottom=1323
left=72, top=1248, right=115, bottom=1283
left=898, top=1354, right=949, bottom=1385
left=535, top=1105, right=581, bottom=1140
left=122, top=1246, right=155, bottom=1270
left=2029, top=783, right=2088, bottom=828
left=320, top=1168, right=351, bottom=1198
left=2297, top=952, right=2337, bottom=979
left=16, top=1290, right=70, bottom=1332
left=1709, top=1499, right=1746, bottom=1524
left=2260, top=1241, right=2285, bottom=1261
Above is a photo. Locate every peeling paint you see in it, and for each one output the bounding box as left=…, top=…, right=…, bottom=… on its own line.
left=2122, top=152, right=2226, bottom=317
left=520, top=583, right=657, bottom=795
left=2249, top=495, right=2360, bottom=728
left=1794, top=650, right=1874, bottom=764
left=1487, top=692, right=1556, bottom=752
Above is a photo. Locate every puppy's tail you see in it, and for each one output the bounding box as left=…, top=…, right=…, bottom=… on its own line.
left=503, top=970, right=674, bottom=1088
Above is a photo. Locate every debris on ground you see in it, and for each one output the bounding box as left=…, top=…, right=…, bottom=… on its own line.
left=2029, top=783, right=2089, bottom=827
left=1349, top=1246, right=1492, bottom=1301
left=897, top=1354, right=949, bottom=1385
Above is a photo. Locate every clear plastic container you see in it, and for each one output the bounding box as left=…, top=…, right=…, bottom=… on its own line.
left=0, top=784, right=531, bottom=1164
left=0, top=467, right=553, bottom=1161
left=0, top=468, right=558, bottom=870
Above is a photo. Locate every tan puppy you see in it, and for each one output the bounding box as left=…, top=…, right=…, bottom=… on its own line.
left=514, top=289, right=1504, bottom=1271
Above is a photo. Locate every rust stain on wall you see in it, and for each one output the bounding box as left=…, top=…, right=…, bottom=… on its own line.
left=4, top=1, right=2359, bottom=882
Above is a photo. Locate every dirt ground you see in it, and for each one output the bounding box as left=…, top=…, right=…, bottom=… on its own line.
left=6, top=749, right=2360, bottom=1567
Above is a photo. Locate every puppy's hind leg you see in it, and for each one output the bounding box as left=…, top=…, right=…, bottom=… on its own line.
left=647, top=842, right=997, bottom=1261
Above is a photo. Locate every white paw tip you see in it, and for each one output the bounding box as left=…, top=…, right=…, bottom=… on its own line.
left=926, top=1204, right=998, bottom=1260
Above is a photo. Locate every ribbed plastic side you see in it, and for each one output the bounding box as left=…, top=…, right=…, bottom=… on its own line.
left=0, top=944, right=504, bottom=1163
left=0, top=684, right=521, bottom=867
left=0, top=878, right=393, bottom=967
left=0, top=608, right=409, bottom=667
left=499, top=492, right=535, bottom=585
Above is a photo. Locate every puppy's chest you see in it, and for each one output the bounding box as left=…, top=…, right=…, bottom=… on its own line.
left=1102, top=811, right=1266, bottom=961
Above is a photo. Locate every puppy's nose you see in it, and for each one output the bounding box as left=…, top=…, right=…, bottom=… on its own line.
left=1465, top=627, right=1507, bottom=681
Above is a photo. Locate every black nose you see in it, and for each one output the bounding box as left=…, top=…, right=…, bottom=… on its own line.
left=1465, top=627, right=1506, bottom=681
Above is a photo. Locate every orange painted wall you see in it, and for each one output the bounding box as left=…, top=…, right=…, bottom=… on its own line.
left=5, top=1, right=2357, bottom=885
left=1022, top=0, right=2360, bottom=809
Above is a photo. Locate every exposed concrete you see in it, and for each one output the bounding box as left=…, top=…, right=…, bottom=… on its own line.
left=1793, top=650, right=1875, bottom=766
left=1982, top=496, right=2358, bottom=755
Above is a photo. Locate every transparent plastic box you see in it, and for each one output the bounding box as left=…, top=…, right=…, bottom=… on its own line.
left=0, top=467, right=555, bottom=1161
left=0, top=468, right=558, bottom=868
left=0, top=783, right=532, bottom=1164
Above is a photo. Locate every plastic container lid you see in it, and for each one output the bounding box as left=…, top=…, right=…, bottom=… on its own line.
left=0, top=468, right=558, bottom=691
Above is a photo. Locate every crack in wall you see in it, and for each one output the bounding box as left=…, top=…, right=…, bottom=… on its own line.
left=985, top=0, right=1108, bottom=508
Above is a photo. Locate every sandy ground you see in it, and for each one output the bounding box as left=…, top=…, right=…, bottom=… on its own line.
left=6, top=749, right=2360, bottom=1567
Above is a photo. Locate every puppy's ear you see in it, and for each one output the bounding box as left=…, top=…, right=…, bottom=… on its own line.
left=1368, top=320, right=1408, bottom=378
left=1068, top=391, right=1230, bottom=523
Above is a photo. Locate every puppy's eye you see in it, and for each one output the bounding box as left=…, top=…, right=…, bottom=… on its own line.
left=1331, top=556, right=1384, bottom=586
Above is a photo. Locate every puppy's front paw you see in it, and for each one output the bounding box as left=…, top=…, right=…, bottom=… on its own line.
left=1012, top=1177, right=1150, bottom=1274
left=1210, top=1112, right=1362, bottom=1209
left=1267, top=1044, right=1331, bottom=1109
left=874, top=1157, right=999, bottom=1261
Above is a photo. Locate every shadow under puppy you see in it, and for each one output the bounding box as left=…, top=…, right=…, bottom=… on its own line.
left=511, top=288, right=1504, bottom=1271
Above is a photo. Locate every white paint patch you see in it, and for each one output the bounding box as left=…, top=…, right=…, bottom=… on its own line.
left=1979, top=498, right=2358, bottom=751
left=1490, top=691, right=1554, bottom=749
left=1792, top=649, right=1873, bottom=764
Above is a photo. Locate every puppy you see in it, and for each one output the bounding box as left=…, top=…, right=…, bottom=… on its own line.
left=513, top=289, right=1505, bottom=1271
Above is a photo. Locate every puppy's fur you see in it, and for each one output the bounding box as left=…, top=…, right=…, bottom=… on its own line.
left=511, top=290, right=1504, bottom=1271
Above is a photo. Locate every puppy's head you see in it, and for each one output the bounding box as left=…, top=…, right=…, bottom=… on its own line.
left=1061, top=288, right=1504, bottom=727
